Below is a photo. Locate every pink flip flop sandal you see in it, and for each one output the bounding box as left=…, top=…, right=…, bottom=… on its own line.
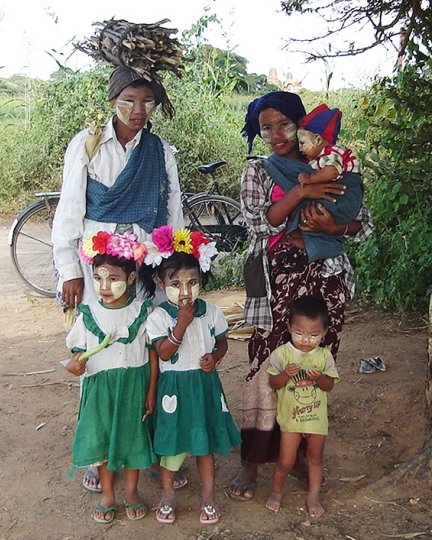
left=155, top=502, right=176, bottom=524
left=199, top=503, right=220, bottom=525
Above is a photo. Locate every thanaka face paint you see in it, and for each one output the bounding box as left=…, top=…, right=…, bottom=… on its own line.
left=161, top=268, right=200, bottom=306
left=115, top=99, right=156, bottom=126
left=297, top=129, right=324, bottom=160
left=288, top=314, right=327, bottom=353
left=260, top=122, right=298, bottom=145
left=93, top=265, right=130, bottom=305
left=258, top=108, right=300, bottom=157
left=165, top=284, right=200, bottom=305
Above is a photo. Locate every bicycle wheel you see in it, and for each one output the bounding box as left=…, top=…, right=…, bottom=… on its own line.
left=184, top=194, right=248, bottom=252
left=10, top=197, right=59, bottom=297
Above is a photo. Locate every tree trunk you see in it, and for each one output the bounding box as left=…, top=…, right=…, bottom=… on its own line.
left=361, top=295, right=432, bottom=499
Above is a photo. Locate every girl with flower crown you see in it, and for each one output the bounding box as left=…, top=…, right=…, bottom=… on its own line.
left=138, top=225, right=241, bottom=525
left=65, top=230, right=158, bottom=524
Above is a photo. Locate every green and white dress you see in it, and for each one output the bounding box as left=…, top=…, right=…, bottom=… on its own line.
left=67, top=298, right=157, bottom=472
left=146, top=299, right=241, bottom=457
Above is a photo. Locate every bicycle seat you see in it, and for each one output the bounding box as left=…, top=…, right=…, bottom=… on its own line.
left=197, top=161, right=227, bottom=174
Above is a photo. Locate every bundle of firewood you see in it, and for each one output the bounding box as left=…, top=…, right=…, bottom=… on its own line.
left=75, top=18, right=184, bottom=80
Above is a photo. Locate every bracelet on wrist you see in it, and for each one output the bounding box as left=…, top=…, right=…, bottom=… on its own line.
left=167, top=334, right=179, bottom=347
left=342, top=224, right=349, bottom=236
left=168, top=330, right=183, bottom=346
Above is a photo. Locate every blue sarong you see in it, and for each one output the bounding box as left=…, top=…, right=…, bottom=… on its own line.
left=262, top=155, right=363, bottom=261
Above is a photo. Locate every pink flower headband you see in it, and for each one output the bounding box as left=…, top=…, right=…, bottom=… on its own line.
left=78, top=230, right=143, bottom=265
left=78, top=227, right=218, bottom=272
left=143, top=226, right=218, bottom=272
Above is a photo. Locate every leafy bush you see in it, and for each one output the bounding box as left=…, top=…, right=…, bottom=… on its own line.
left=347, top=58, right=432, bottom=312
left=207, top=247, right=248, bottom=290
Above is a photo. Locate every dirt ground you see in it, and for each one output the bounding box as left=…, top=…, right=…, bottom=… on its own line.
left=1, top=217, right=431, bottom=540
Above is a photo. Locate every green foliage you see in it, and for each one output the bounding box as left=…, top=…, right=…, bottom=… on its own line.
left=30, top=67, right=111, bottom=164
left=207, top=247, right=248, bottom=290
left=0, top=68, right=112, bottom=210
left=346, top=57, right=432, bottom=312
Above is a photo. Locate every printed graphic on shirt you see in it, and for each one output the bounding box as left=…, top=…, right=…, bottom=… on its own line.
left=288, top=369, right=321, bottom=424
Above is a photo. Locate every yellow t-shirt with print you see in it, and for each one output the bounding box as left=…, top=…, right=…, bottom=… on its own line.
left=266, top=342, right=339, bottom=435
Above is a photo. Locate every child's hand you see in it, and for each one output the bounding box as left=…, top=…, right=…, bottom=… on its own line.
left=65, top=352, right=87, bottom=376
left=144, top=394, right=156, bottom=417
left=298, top=172, right=312, bottom=187
left=177, top=300, right=196, bottom=328
left=285, top=363, right=300, bottom=377
left=307, top=369, right=322, bottom=381
left=200, top=353, right=216, bottom=372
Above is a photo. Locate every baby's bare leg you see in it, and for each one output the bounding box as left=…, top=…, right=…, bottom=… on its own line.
left=266, top=432, right=301, bottom=513
left=306, top=434, right=326, bottom=519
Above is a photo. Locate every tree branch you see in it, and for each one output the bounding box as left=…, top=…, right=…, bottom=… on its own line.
left=279, top=0, right=432, bottom=61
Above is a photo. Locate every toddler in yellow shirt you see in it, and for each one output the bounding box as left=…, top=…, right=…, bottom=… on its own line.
left=266, top=296, right=339, bottom=519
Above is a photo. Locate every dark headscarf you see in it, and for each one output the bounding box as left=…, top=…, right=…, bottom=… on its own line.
left=241, top=91, right=306, bottom=152
left=107, top=66, right=175, bottom=119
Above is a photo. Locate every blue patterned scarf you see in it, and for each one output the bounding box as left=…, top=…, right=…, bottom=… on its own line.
left=263, top=155, right=363, bottom=261
left=86, top=130, right=169, bottom=233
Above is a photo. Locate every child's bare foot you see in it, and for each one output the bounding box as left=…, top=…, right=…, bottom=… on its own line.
left=306, top=494, right=325, bottom=519
left=265, top=492, right=282, bottom=513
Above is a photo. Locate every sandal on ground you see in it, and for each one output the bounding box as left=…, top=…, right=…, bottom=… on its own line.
left=224, top=479, right=256, bottom=502
left=82, top=468, right=102, bottom=493
left=200, top=504, right=220, bottom=525
left=155, top=502, right=176, bottom=524
left=124, top=500, right=147, bottom=521
left=93, top=503, right=116, bottom=524
left=149, top=468, right=188, bottom=490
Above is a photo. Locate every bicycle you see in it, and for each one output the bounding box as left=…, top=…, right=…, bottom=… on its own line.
left=182, top=160, right=247, bottom=252
left=8, top=191, right=60, bottom=297
left=9, top=161, right=247, bottom=297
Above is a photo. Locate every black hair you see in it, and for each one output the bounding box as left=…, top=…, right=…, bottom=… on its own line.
left=288, top=296, right=330, bottom=328
left=138, top=252, right=209, bottom=299
left=92, top=254, right=136, bottom=276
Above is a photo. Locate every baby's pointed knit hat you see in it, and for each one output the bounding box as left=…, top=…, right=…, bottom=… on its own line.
left=300, top=104, right=342, bottom=144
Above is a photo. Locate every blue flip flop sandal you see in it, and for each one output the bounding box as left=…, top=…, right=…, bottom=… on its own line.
left=93, top=503, right=115, bottom=524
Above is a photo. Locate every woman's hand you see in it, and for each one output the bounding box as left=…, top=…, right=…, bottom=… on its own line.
left=297, top=181, right=346, bottom=204
left=65, top=352, right=87, bottom=376
left=267, top=182, right=345, bottom=228
left=299, top=202, right=339, bottom=234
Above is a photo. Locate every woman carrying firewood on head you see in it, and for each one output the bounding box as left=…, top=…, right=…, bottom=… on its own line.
left=52, top=65, right=183, bottom=309
left=52, top=19, right=187, bottom=495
